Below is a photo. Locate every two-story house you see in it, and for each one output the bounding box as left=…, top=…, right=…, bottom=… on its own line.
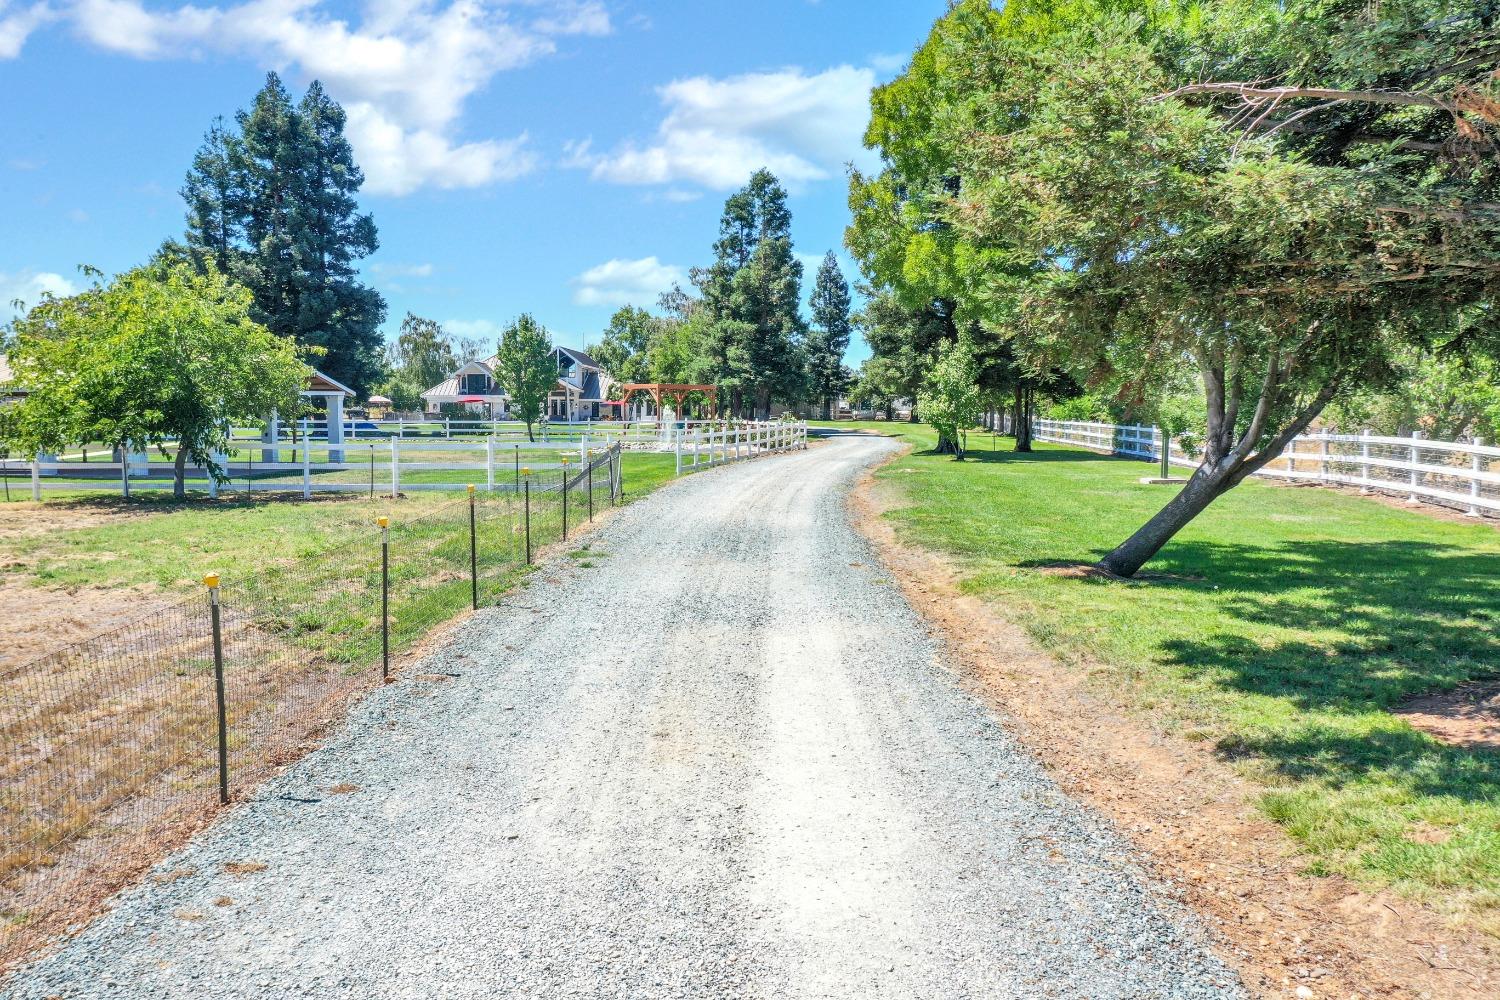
left=420, top=346, right=613, bottom=421
left=420, top=357, right=509, bottom=416
left=548, top=347, right=612, bottom=422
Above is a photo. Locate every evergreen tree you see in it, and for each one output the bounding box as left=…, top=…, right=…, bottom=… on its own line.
left=691, top=169, right=806, bottom=417
left=807, top=251, right=853, bottom=419
left=181, top=72, right=386, bottom=395
left=180, top=117, right=245, bottom=277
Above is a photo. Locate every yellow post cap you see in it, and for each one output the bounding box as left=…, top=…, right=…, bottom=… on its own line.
left=203, top=574, right=220, bottom=589
left=377, top=515, right=389, bottom=528
left=522, top=467, right=531, bottom=475
left=467, top=484, right=476, bottom=493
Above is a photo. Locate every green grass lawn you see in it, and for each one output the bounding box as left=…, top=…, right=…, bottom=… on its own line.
left=838, top=420, right=1500, bottom=928
left=0, top=451, right=679, bottom=593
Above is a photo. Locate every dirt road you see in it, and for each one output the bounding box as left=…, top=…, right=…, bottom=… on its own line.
left=5, top=434, right=1242, bottom=999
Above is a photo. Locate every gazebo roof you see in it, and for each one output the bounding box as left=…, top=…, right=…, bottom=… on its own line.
left=304, top=369, right=354, bottom=397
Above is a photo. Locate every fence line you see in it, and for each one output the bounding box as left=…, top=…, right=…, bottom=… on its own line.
left=673, top=419, right=809, bottom=476
left=1026, top=418, right=1498, bottom=517
left=0, top=444, right=622, bottom=970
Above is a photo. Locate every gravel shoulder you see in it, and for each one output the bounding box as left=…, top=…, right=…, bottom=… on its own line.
left=4, top=434, right=1243, bottom=1000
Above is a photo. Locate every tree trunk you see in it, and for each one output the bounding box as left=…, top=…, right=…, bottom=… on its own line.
left=821, top=397, right=832, bottom=421
left=173, top=447, right=187, bottom=500
left=1097, top=466, right=1231, bottom=577
left=525, top=418, right=535, bottom=443
left=1012, top=384, right=1033, bottom=452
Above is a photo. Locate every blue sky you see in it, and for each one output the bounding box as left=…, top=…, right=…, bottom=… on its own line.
left=0, top=0, right=946, bottom=367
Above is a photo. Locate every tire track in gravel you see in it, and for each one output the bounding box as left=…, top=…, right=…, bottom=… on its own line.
left=3, top=433, right=1245, bottom=1000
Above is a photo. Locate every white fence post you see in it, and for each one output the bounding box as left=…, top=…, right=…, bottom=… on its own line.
left=1360, top=429, right=1371, bottom=490
left=1471, top=438, right=1485, bottom=517
left=390, top=437, right=400, bottom=498
left=674, top=425, right=682, bottom=477
left=486, top=437, right=495, bottom=492
left=302, top=438, right=312, bottom=498
left=1408, top=430, right=1422, bottom=502
left=1319, top=432, right=1330, bottom=481
left=31, top=459, right=41, bottom=501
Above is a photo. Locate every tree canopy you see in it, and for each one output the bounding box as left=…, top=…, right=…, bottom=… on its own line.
left=807, top=252, right=855, bottom=419
left=0, top=262, right=307, bottom=497
left=848, top=0, right=1500, bottom=575
left=493, top=314, right=556, bottom=442
left=180, top=73, right=386, bottom=396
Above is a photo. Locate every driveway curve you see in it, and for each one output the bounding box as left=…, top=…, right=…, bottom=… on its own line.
left=5, top=433, right=1242, bottom=1000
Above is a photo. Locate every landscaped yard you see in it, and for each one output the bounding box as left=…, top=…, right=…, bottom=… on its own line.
left=825, top=420, right=1500, bottom=931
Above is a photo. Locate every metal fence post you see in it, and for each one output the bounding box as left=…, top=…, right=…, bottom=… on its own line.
left=468, top=485, right=478, bottom=610
left=561, top=458, right=570, bottom=542
left=205, top=574, right=230, bottom=805
left=523, top=474, right=532, bottom=564
left=378, top=516, right=390, bottom=681
left=587, top=453, right=594, bottom=522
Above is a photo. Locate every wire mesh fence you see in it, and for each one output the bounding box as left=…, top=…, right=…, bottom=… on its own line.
left=0, top=444, right=621, bottom=970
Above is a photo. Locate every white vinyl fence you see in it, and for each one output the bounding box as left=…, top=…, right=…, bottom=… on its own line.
left=0, top=419, right=809, bottom=501
left=1028, top=418, right=1499, bottom=518
left=672, top=420, right=808, bottom=476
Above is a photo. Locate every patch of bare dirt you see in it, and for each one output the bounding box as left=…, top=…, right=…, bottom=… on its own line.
left=850, top=452, right=1498, bottom=999
left=0, top=498, right=156, bottom=541
left=0, top=576, right=175, bottom=669
left=1396, top=683, right=1500, bottom=752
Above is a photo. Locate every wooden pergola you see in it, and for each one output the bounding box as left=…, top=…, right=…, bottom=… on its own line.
left=618, top=383, right=718, bottom=419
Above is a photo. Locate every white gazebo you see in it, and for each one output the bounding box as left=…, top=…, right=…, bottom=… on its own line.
left=263, top=369, right=356, bottom=462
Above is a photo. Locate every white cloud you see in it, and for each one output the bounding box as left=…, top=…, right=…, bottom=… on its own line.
left=345, top=104, right=537, bottom=195
left=1, top=269, right=79, bottom=322
left=0, top=1, right=55, bottom=59
left=570, top=256, right=684, bottom=308
left=575, top=64, right=876, bottom=191
left=369, top=260, right=434, bottom=278
left=35, top=0, right=598, bottom=194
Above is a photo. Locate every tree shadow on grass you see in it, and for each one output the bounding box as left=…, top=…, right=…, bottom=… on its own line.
left=1144, top=539, right=1500, bottom=799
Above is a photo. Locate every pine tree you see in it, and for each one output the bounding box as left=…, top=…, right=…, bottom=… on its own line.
left=691, top=169, right=806, bottom=417
left=181, top=72, right=386, bottom=395
left=292, top=82, right=384, bottom=393
left=807, top=251, right=852, bottom=419
left=180, top=117, right=246, bottom=277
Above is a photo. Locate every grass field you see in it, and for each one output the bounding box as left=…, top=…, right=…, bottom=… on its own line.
left=819, top=420, right=1500, bottom=929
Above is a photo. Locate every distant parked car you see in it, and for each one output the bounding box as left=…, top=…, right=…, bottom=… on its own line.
left=343, top=420, right=395, bottom=438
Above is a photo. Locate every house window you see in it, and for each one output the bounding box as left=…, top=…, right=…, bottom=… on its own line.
left=461, top=373, right=490, bottom=394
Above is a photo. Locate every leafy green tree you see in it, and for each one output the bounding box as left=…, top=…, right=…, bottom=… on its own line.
left=589, top=306, right=659, bottom=386
left=1, top=262, right=307, bottom=498
left=850, top=356, right=905, bottom=420
left=807, top=251, right=854, bottom=419
left=919, top=333, right=983, bottom=459
left=182, top=73, right=386, bottom=395
left=851, top=0, right=1500, bottom=576
left=493, top=314, right=555, bottom=442
left=393, top=313, right=457, bottom=392
left=692, top=169, right=807, bottom=416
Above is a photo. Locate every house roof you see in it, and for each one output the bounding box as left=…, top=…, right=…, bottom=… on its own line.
left=422, top=377, right=460, bottom=399
left=556, top=346, right=601, bottom=370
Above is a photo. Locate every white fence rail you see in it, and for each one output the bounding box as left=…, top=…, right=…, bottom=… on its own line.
left=0, top=420, right=810, bottom=501
left=1029, top=418, right=1499, bottom=517
left=674, top=420, right=808, bottom=475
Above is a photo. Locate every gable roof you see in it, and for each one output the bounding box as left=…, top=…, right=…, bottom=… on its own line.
left=555, top=346, right=601, bottom=370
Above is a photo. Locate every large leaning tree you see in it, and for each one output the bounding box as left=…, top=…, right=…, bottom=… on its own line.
left=1, top=261, right=308, bottom=498
left=852, top=0, right=1500, bottom=576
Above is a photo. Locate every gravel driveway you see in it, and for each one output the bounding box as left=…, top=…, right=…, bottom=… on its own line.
left=5, top=433, right=1243, bottom=1000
